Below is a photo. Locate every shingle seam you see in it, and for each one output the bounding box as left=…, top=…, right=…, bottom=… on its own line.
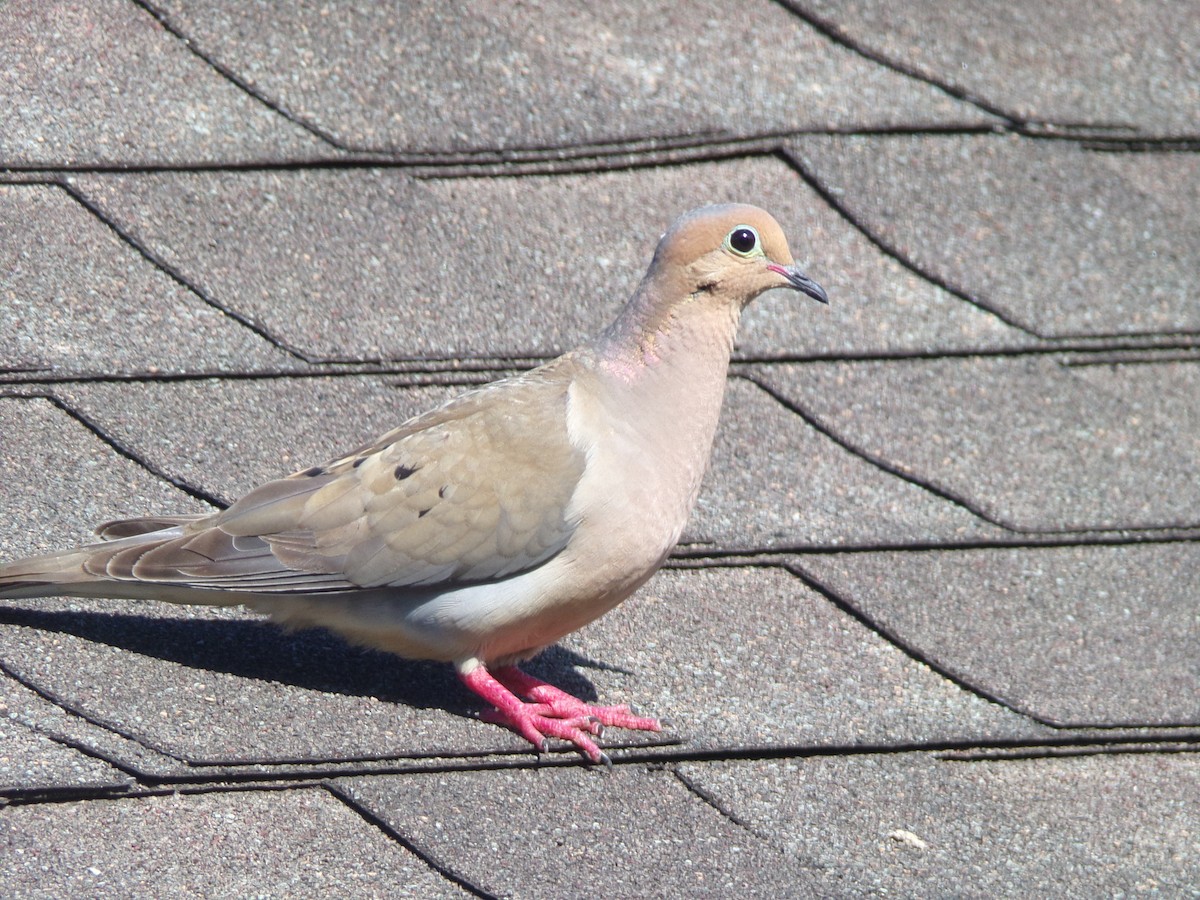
left=770, top=0, right=1029, bottom=128
left=780, top=560, right=1053, bottom=723
left=0, top=655, right=195, bottom=773
left=670, top=765, right=779, bottom=845
left=128, top=0, right=350, bottom=151
left=0, top=392, right=227, bottom=509
left=733, top=373, right=1025, bottom=532
left=55, top=181, right=318, bottom=364
left=323, top=782, right=501, bottom=899
left=778, top=147, right=1042, bottom=336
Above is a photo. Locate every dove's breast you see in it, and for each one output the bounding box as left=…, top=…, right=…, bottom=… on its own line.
left=256, top=316, right=740, bottom=668
left=498, top=316, right=740, bottom=645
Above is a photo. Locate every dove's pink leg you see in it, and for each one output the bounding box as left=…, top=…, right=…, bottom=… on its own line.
left=492, top=666, right=662, bottom=733
left=459, top=664, right=660, bottom=764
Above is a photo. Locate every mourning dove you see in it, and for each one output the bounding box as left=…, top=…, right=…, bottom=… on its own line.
left=0, top=203, right=826, bottom=763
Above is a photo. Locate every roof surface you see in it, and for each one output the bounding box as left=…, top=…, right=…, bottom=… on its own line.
left=2, top=1, right=1199, bottom=896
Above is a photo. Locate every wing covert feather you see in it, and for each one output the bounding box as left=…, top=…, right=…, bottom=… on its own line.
left=200, top=368, right=587, bottom=590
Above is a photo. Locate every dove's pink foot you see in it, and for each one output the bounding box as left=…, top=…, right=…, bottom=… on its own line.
left=460, top=664, right=661, bottom=764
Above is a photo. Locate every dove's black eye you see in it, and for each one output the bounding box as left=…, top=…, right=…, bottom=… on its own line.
left=727, top=226, right=758, bottom=255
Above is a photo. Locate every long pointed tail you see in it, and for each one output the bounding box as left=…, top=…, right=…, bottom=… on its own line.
left=0, top=547, right=97, bottom=599
left=1, top=513, right=350, bottom=605
left=1, top=516, right=207, bottom=602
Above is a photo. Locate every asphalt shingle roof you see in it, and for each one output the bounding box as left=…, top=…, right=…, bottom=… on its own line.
left=2, top=0, right=1198, bottom=895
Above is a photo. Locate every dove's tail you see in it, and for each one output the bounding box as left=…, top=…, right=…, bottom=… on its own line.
left=0, top=545, right=113, bottom=599
left=1, top=512, right=358, bottom=607
left=0, top=514, right=239, bottom=604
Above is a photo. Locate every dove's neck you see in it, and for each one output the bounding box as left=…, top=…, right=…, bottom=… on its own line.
left=586, top=279, right=743, bottom=509
left=596, top=275, right=742, bottom=376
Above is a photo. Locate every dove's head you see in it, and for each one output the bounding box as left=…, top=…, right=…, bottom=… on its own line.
left=599, top=203, right=826, bottom=375
left=651, top=203, right=828, bottom=308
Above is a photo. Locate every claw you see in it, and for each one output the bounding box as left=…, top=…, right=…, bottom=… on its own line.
left=459, top=664, right=661, bottom=764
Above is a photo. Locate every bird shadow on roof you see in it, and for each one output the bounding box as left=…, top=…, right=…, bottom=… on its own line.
left=0, top=605, right=619, bottom=714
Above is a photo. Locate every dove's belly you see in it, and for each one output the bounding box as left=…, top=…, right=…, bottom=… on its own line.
left=247, top=526, right=670, bottom=666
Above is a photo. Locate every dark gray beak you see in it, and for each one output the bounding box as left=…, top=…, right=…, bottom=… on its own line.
left=769, top=262, right=829, bottom=304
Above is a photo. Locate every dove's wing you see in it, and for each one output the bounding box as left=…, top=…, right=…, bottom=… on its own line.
left=86, top=368, right=586, bottom=594
left=94, top=515, right=212, bottom=540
